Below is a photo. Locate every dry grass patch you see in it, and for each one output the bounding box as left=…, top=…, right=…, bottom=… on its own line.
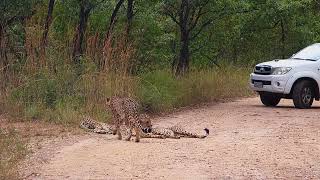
left=0, top=128, right=27, bottom=179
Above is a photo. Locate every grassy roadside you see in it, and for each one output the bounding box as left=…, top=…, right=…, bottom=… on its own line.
left=0, top=128, right=27, bottom=180
left=0, top=66, right=253, bottom=179
left=1, top=66, right=253, bottom=125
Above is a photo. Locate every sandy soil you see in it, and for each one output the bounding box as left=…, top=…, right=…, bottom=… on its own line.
left=20, top=97, right=320, bottom=179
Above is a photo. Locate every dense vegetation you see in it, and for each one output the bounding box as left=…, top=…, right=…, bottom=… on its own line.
left=1, top=0, right=319, bottom=123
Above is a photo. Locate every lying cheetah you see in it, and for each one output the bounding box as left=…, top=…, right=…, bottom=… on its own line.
left=80, top=115, right=209, bottom=140
left=80, top=116, right=115, bottom=134
left=153, top=125, right=210, bottom=139
left=80, top=115, right=166, bottom=139
left=106, top=96, right=152, bottom=142
left=139, top=114, right=210, bottom=139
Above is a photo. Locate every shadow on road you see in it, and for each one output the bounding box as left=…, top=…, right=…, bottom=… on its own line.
left=248, top=104, right=320, bottom=109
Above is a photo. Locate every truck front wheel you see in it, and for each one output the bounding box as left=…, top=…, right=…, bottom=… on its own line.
left=259, top=92, right=281, bottom=107
left=292, top=80, right=314, bottom=109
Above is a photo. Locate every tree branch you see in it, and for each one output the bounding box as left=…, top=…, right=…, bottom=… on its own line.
left=190, top=19, right=213, bottom=40
left=163, top=4, right=181, bottom=27
left=105, top=0, right=125, bottom=38
left=203, top=54, right=221, bottom=68
left=188, top=0, right=209, bottom=32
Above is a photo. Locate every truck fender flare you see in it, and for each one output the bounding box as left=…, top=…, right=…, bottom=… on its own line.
left=284, top=72, right=320, bottom=95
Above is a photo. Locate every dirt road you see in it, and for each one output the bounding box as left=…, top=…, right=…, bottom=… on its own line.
left=21, top=97, right=320, bottom=179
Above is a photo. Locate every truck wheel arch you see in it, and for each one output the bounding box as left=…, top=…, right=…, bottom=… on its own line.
left=289, top=77, right=320, bottom=100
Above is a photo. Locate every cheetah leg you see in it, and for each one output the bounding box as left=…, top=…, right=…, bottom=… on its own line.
left=125, top=128, right=132, bottom=141
left=115, top=123, right=122, bottom=140
left=134, top=127, right=140, bottom=142
left=117, top=129, right=122, bottom=140
left=112, top=115, right=118, bottom=135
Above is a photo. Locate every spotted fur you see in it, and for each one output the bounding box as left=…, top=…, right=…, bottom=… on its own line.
left=106, top=96, right=151, bottom=142
left=139, top=114, right=209, bottom=139
left=150, top=125, right=209, bottom=139
left=80, top=116, right=115, bottom=134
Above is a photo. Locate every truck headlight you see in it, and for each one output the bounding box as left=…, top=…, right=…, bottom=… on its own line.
left=272, top=67, right=292, bottom=75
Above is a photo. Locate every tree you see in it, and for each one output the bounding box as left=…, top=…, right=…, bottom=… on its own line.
left=40, top=0, right=56, bottom=66
left=105, top=0, right=125, bottom=39
left=72, top=0, right=94, bottom=63
left=0, top=0, right=35, bottom=85
left=163, top=0, right=213, bottom=75
left=239, top=0, right=315, bottom=60
left=105, top=0, right=135, bottom=40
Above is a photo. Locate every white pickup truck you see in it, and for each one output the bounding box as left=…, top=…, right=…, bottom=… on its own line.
left=250, top=43, right=320, bottom=109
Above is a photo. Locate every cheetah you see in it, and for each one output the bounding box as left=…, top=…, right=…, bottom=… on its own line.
left=139, top=114, right=209, bottom=139
left=80, top=115, right=166, bottom=140
left=80, top=116, right=115, bottom=134
left=106, top=96, right=153, bottom=142
left=147, top=124, right=209, bottom=139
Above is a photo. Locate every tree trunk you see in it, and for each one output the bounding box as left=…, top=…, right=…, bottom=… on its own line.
left=40, top=0, right=55, bottom=66
left=175, top=0, right=190, bottom=76
left=106, top=0, right=125, bottom=39
left=0, top=25, right=9, bottom=88
left=176, top=31, right=189, bottom=76
left=102, top=0, right=125, bottom=71
left=0, top=25, right=3, bottom=56
left=126, top=0, right=134, bottom=39
left=0, top=25, right=6, bottom=69
left=72, top=0, right=92, bottom=64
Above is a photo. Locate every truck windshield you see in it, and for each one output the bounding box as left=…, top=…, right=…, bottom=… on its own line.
left=292, top=44, right=320, bottom=61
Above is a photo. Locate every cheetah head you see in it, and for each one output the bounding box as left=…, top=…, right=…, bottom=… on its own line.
left=139, top=114, right=152, bottom=133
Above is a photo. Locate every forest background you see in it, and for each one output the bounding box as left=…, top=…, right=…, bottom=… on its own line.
left=0, top=0, right=319, bottom=124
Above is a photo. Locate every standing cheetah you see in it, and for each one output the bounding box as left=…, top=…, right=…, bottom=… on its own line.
left=106, top=96, right=151, bottom=142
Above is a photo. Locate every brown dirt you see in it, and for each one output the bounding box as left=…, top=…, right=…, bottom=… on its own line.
left=20, top=97, right=320, bottom=179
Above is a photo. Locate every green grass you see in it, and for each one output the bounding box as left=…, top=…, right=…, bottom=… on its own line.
left=2, top=65, right=253, bottom=125
left=137, top=67, right=252, bottom=112
left=0, top=129, right=27, bottom=180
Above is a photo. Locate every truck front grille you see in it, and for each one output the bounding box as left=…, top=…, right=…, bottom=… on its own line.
left=254, top=65, right=272, bottom=75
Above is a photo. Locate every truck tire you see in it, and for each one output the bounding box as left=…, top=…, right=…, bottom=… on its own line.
left=292, top=80, right=314, bottom=109
left=259, top=92, right=281, bottom=107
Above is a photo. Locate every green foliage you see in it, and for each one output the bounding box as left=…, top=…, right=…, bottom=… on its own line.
left=1, top=0, right=320, bottom=124
left=0, top=0, right=35, bottom=24
left=2, top=0, right=320, bottom=70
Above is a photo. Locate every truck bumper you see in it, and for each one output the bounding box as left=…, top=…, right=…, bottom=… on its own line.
left=249, top=73, right=291, bottom=94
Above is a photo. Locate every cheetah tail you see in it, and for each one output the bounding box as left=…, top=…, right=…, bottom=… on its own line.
left=204, top=128, right=210, bottom=136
